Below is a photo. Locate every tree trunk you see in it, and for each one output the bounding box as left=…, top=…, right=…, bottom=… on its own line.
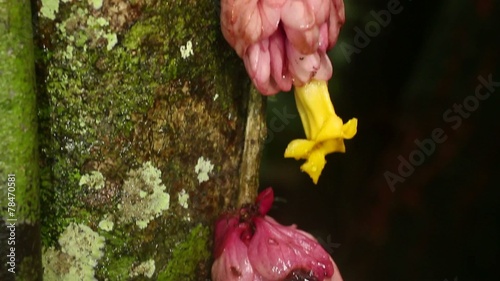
left=0, top=0, right=42, bottom=280
left=33, top=0, right=265, bottom=280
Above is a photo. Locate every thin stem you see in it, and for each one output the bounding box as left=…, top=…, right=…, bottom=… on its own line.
left=237, top=86, right=267, bottom=207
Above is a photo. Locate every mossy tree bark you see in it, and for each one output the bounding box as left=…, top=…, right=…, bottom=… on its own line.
left=0, top=0, right=42, bottom=280
left=35, top=0, right=265, bottom=280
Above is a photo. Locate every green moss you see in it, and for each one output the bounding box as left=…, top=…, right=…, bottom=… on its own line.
left=157, top=224, right=210, bottom=281
left=17, top=256, right=38, bottom=280
left=39, top=0, right=156, bottom=242
left=40, top=161, right=88, bottom=245
left=1, top=0, right=40, bottom=225
left=123, top=18, right=160, bottom=50
left=94, top=224, right=138, bottom=280
left=102, top=256, right=135, bottom=281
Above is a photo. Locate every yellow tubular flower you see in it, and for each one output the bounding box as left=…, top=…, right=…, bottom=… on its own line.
left=284, top=80, right=358, bottom=184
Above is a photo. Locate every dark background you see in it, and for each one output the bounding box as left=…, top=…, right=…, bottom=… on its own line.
left=260, top=1, right=500, bottom=281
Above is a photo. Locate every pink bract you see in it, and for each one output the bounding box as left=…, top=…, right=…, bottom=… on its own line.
left=212, top=188, right=343, bottom=281
left=212, top=218, right=259, bottom=281
left=221, top=0, right=345, bottom=95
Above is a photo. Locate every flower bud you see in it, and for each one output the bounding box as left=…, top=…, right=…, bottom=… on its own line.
left=220, top=0, right=345, bottom=95
left=212, top=188, right=343, bottom=281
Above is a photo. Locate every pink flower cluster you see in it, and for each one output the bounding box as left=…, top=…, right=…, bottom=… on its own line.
left=212, top=188, right=343, bottom=281
left=221, top=0, right=345, bottom=95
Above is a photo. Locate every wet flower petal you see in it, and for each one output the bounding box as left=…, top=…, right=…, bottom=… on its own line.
left=212, top=188, right=343, bottom=281
left=256, top=187, right=274, bottom=215
left=287, top=43, right=322, bottom=85
left=314, top=51, right=334, bottom=81
left=284, top=80, right=357, bottom=184
left=221, top=0, right=345, bottom=95
left=248, top=216, right=334, bottom=280
left=243, top=40, right=273, bottom=92
left=212, top=219, right=260, bottom=281
left=327, top=0, right=345, bottom=48
left=280, top=0, right=315, bottom=30
left=283, top=139, right=317, bottom=159
left=300, top=149, right=328, bottom=184
left=293, top=79, right=336, bottom=139
left=310, top=0, right=331, bottom=25
left=269, top=30, right=293, bottom=92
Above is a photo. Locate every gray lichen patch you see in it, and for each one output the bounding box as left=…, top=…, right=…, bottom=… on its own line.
left=195, top=156, right=214, bottom=184
left=118, top=161, right=170, bottom=229
left=129, top=259, right=156, bottom=278
left=40, top=0, right=61, bottom=20
left=98, top=217, right=114, bottom=231
left=79, top=171, right=105, bottom=190
left=42, top=223, right=105, bottom=281
left=178, top=189, right=189, bottom=209
left=88, top=0, right=104, bottom=10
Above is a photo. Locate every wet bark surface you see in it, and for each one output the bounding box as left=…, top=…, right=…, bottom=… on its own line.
left=32, top=0, right=263, bottom=280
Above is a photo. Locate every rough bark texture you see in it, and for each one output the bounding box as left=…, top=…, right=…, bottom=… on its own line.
left=34, top=0, right=265, bottom=280
left=0, top=0, right=42, bottom=280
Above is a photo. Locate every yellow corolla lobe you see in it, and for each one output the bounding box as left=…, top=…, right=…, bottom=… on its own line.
left=284, top=80, right=358, bottom=184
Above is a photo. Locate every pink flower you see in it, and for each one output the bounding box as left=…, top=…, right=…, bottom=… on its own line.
left=221, top=0, right=345, bottom=95
left=212, top=188, right=344, bottom=281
